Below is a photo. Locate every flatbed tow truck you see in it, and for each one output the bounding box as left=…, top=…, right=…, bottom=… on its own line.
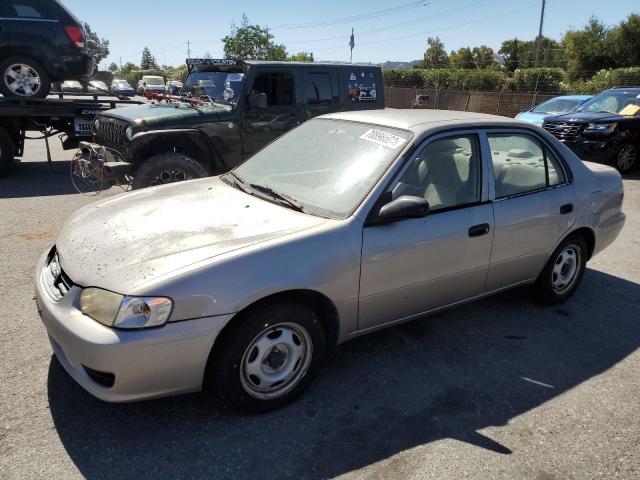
left=0, top=92, right=142, bottom=177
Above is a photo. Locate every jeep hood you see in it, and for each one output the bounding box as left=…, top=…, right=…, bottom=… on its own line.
left=100, top=102, right=231, bottom=127
left=56, top=178, right=326, bottom=293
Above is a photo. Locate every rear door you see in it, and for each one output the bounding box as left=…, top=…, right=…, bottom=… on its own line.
left=300, top=69, right=341, bottom=120
left=485, top=130, right=577, bottom=291
left=241, top=68, right=301, bottom=158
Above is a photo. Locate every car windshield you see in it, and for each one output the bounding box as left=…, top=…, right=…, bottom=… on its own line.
left=576, top=90, right=640, bottom=115
left=145, top=77, right=164, bottom=85
left=532, top=98, right=585, bottom=114
left=183, top=70, right=246, bottom=107
left=232, top=119, right=412, bottom=218
left=114, top=81, right=131, bottom=87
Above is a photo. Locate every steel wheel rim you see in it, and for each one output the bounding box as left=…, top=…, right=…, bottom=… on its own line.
left=240, top=322, right=313, bottom=400
left=4, top=63, right=41, bottom=97
left=551, top=244, right=581, bottom=295
left=148, top=168, right=192, bottom=186
left=618, top=144, right=637, bottom=172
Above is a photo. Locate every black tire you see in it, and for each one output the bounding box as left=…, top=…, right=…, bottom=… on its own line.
left=0, top=56, right=51, bottom=98
left=535, top=234, right=588, bottom=304
left=615, top=141, right=638, bottom=174
left=132, top=152, right=209, bottom=189
left=210, top=302, right=327, bottom=413
left=0, top=127, right=16, bottom=178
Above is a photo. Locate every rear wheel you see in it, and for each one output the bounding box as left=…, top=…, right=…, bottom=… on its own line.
left=210, top=302, right=327, bottom=412
left=535, top=234, right=587, bottom=304
left=0, top=56, right=50, bottom=98
left=615, top=142, right=638, bottom=174
left=0, top=127, right=16, bottom=178
left=132, top=152, right=209, bottom=189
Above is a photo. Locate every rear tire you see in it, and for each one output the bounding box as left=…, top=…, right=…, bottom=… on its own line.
left=0, top=56, right=51, bottom=98
left=132, top=152, right=209, bottom=189
left=209, top=302, right=327, bottom=413
left=0, top=127, right=16, bottom=178
left=535, top=234, right=587, bottom=304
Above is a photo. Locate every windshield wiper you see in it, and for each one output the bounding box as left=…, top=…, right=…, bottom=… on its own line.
left=249, top=183, right=306, bottom=213
left=222, top=171, right=253, bottom=194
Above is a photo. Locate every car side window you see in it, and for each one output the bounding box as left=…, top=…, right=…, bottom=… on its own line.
left=489, top=133, right=565, bottom=198
left=303, top=73, right=336, bottom=105
left=251, top=72, right=294, bottom=106
left=10, top=1, right=44, bottom=18
left=391, top=135, right=481, bottom=212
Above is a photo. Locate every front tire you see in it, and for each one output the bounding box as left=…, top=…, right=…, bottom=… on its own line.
left=211, top=302, right=327, bottom=413
left=535, top=234, right=587, bottom=304
left=0, top=56, right=51, bottom=98
left=132, top=152, right=209, bottom=189
left=615, top=142, right=638, bottom=174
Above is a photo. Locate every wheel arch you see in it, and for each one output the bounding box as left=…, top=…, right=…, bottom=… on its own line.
left=202, top=289, right=340, bottom=389
left=569, top=226, right=596, bottom=260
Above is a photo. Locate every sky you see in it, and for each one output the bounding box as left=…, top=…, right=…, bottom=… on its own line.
left=60, top=0, right=639, bottom=69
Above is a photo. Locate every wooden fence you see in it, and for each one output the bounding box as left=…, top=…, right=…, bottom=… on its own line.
left=384, top=86, right=557, bottom=117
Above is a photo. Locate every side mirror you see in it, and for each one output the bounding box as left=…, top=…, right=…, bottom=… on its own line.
left=374, top=195, right=429, bottom=224
left=248, top=92, right=267, bottom=109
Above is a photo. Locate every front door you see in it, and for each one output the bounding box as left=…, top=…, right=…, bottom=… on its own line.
left=359, top=133, right=494, bottom=331
left=485, top=131, right=577, bottom=291
left=241, top=69, right=300, bottom=158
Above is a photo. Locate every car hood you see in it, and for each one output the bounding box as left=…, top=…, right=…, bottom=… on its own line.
left=544, top=111, right=624, bottom=123
left=99, top=102, right=231, bottom=127
left=56, top=178, right=326, bottom=293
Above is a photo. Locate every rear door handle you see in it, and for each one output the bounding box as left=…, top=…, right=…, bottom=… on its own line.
left=560, top=203, right=574, bottom=214
left=468, top=223, right=490, bottom=238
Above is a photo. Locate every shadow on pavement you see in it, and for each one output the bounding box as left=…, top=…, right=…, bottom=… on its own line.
left=47, top=269, right=640, bottom=479
left=0, top=161, right=81, bottom=198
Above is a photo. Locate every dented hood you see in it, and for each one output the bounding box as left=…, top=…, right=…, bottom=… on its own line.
left=56, top=177, right=325, bottom=293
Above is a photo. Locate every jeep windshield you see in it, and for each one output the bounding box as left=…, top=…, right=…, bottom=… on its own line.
left=183, top=70, right=246, bottom=108
left=576, top=90, right=640, bottom=115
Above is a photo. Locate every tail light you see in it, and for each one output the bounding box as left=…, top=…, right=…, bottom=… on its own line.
left=64, top=25, right=86, bottom=48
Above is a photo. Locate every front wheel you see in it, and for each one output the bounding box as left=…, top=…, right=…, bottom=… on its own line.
left=210, top=302, right=327, bottom=412
left=615, top=142, right=638, bottom=174
left=535, top=234, right=587, bottom=304
left=132, top=152, right=209, bottom=189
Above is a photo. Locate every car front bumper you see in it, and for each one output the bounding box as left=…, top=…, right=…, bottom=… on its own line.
left=557, top=137, right=619, bottom=164
left=35, top=249, right=233, bottom=402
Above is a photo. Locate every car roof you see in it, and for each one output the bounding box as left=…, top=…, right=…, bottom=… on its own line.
left=321, top=109, right=519, bottom=133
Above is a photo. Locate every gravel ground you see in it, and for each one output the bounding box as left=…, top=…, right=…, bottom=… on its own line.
left=1, top=140, right=639, bottom=480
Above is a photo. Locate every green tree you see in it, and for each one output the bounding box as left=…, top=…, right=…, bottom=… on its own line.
left=499, top=36, right=564, bottom=71
left=608, top=14, right=640, bottom=68
left=222, top=14, right=288, bottom=60
left=121, top=62, right=138, bottom=75
left=140, top=47, right=158, bottom=70
left=499, top=38, right=520, bottom=72
left=289, top=51, right=314, bottom=62
left=415, top=36, right=449, bottom=68
left=83, top=23, right=110, bottom=64
left=472, top=45, right=496, bottom=69
left=108, top=62, right=118, bottom=73
left=563, top=17, right=614, bottom=81
left=449, top=47, right=475, bottom=69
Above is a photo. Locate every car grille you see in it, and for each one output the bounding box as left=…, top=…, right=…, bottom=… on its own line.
left=94, top=117, right=128, bottom=150
left=542, top=121, right=586, bottom=140
left=42, top=249, right=75, bottom=302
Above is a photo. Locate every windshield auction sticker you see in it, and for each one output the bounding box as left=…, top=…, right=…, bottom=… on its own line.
left=360, top=129, right=405, bottom=149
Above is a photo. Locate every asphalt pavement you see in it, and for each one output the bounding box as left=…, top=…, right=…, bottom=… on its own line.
left=1, top=139, right=639, bottom=480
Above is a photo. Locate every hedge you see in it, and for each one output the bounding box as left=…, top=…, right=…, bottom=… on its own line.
left=383, top=68, right=508, bottom=91
left=510, top=68, right=565, bottom=93
left=563, top=67, right=640, bottom=93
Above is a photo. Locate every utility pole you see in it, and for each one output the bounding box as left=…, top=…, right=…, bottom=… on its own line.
left=533, top=0, right=546, bottom=69
left=186, top=41, right=191, bottom=60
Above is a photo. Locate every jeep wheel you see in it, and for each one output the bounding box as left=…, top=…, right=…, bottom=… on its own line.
left=132, top=152, right=209, bottom=189
left=0, top=56, right=51, bottom=98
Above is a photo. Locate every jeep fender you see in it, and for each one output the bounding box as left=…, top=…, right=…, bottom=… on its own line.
left=129, top=129, right=228, bottom=173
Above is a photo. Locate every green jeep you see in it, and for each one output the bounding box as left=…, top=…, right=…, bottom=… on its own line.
left=86, top=59, right=385, bottom=189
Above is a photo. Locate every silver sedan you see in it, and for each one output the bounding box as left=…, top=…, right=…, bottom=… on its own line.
left=35, top=109, right=625, bottom=412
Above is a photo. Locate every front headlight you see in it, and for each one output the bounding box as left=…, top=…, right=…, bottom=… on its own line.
left=79, top=287, right=172, bottom=329
left=584, top=122, right=617, bottom=133
left=125, top=125, right=134, bottom=140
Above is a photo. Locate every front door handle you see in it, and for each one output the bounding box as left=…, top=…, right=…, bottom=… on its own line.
left=468, top=223, right=490, bottom=238
left=560, top=203, right=574, bottom=214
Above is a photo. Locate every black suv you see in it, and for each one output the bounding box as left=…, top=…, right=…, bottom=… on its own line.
left=88, top=59, right=385, bottom=188
left=542, top=87, right=640, bottom=173
left=0, top=0, right=95, bottom=98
